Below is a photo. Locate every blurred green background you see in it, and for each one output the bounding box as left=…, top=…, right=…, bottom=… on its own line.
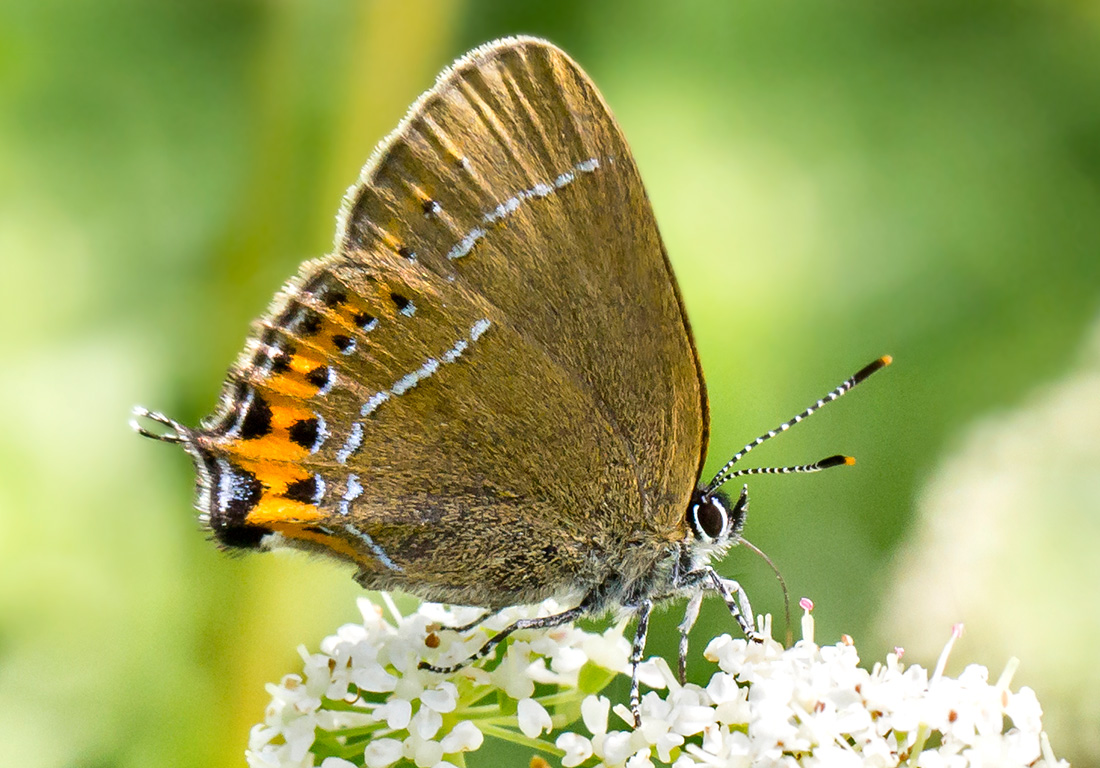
left=2, top=0, right=1099, bottom=765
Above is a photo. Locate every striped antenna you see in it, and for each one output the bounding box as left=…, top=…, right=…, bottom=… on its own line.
left=706, top=356, right=891, bottom=494
left=710, top=454, right=855, bottom=492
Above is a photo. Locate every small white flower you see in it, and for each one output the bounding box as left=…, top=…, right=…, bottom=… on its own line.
left=654, top=731, right=684, bottom=763
left=1005, top=685, right=1042, bottom=732
left=517, top=697, right=553, bottom=739
left=490, top=641, right=538, bottom=700
left=419, top=681, right=458, bottom=713
left=410, top=706, right=443, bottom=740
left=320, top=758, right=359, bottom=768
left=583, top=694, right=611, bottom=735
left=598, top=730, right=637, bottom=765
left=409, top=736, right=443, bottom=768
left=626, top=747, right=654, bottom=768
left=362, top=738, right=403, bottom=768
left=439, top=720, right=483, bottom=753
left=371, top=698, right=411, bottom=729
left=557, top=731, right=595, bottom=767
left=584, top=624, right=632, bottom=671
left=282, top=714, right=318, bottom=762
left=550, top=644, right=589, bottom=674
left=635, top=659, right=669, bottom=690
left=351, top=662, right=398, bottom=693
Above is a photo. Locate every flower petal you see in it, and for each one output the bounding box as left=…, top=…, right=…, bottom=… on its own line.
left=517, top=698, right=553, bottom=739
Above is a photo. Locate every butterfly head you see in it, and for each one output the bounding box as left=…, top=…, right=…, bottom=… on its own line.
left=685, top=484, right=747, bottom=556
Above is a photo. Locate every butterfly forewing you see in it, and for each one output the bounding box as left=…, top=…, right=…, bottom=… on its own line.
left=339, top=39, right=709, bottom=526
left=193, top=37, right=707, bottom=607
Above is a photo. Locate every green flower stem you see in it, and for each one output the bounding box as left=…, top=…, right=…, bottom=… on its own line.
left=905, top=724, right=931, bottom=764
left=315, top=724, right=389, bottom=742
left=478, top=723, right=567, bottom=757
left=455, top=690, right=589, bottom=718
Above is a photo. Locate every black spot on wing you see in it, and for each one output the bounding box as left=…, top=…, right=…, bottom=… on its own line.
left=284, top=475, right=322, bottom=505
left=206, top=458, right=264, bottom=547
left=320, top=289, right=347, bottom=308
left=332, top=334, right=354, bottom=354
left=238, top=393, right=273, bottom=440
left=296, top=309, right=322, bottom=336
left=271, top=351, right=292, bottom=375
left=288, top=417, right=321, bottom=450
left=391, top=293, right=412, bottom=313
left=306, top=365, right=332, bottom=390
left=216, top=524, right=272, bottom=550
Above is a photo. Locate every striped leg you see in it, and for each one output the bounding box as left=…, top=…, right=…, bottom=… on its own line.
left=418, top=603, right=586, bottom=674
left=669, top=565, right=759, bottom=643
left=706, top=569, right=761, bottom=642
left=443, top=608, right=499, bottom=633
left=628, top=599, right=654, bottom=727
left=678, top=591, right=703, bottom=685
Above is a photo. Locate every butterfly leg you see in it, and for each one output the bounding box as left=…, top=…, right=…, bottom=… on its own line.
left=442, top=608, right=500, bottom=633
left=677, top=591, right=703, bottom=685
left=706, top=570, right=762, bottom=642
left=419, top=603, right=587, bottom=674
left=628, top=599, right=654, bottom=727
left=671, top=566, right=761, bottom=643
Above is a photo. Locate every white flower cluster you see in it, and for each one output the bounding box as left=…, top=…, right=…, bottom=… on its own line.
left=247, top=595, right=629, bottom=768
left=556, top=625, right=1065, bottom=768
left=247, top=596, right=1067, bottom=768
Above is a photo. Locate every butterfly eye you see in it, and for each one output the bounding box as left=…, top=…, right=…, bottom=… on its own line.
left=689, top=495, right=728, bottom=542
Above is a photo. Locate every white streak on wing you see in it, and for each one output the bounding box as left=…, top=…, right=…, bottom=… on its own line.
left=484, top=196, right=522, bottom=226
left=392, top=357, right=439, bottom=396
left=344, top=523, right=403, bottom=572
left=308, top=414, right=329, bottom=454
left=448, top=157, right=603, bottom=259
left=215, top=457, right=255, bottom=514
left=314, top=367, right=335, bottom=397
left=216, top=458, right=233, bottom=514
left=361, top=392, right=390, bottom=417
left=223, top=388, right=254, bottom=439
left=470, top=318, right=491, bottom=341
left=338, top=473, right=362, bottom=516
left=336, top=422, right=363, bottom=465
left=338, top=319, right=493, bottom=462
left=312, top=474, right=326, bottom=504
left=255, top=341, right=284, bottom=376
left=345, top=474, right=363, bottom=500
left=441, top=339, right=468, bottom=364
left=446, top=226, right=486, bottom=260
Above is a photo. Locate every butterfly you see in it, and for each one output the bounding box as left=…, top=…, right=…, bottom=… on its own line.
left=134, top=36, right=889, bottom=725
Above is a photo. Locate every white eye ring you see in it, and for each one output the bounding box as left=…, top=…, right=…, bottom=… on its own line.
left=691, top=496, right=729, bottom=543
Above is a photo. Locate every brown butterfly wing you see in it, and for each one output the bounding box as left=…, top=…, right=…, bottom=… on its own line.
left=189, top=37, right=707, bottom=608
